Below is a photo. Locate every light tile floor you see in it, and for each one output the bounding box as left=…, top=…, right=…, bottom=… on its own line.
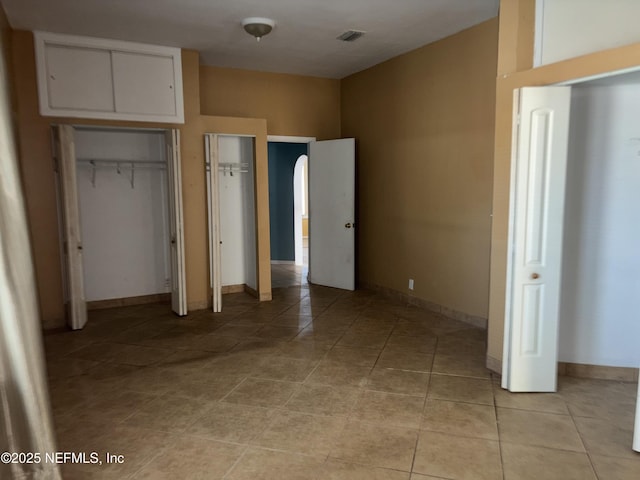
left=270, top=243, right=308, bottom=288
left=44, top=286, right=640, bottom=479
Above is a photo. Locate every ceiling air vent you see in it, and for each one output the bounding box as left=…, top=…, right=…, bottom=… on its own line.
left=337, top=30, right=366, bottom=42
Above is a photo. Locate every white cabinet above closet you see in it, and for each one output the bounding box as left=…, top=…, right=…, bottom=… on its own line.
left=35, top=32, right=184, bottom=124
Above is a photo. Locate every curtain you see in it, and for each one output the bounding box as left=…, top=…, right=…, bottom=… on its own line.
left=0, top=30, right=61, bottom=480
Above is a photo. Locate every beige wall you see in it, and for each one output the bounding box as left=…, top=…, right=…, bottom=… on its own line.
left=200, top=66, right=341, bottom=139
left=341, top=19, right=499, bottom=319
left=487, top=0, right=640, bottom=368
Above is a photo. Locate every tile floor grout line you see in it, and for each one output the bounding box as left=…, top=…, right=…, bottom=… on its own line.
left=218, top=376, right=251, bottom=403
left=566, top=396, right=604, bottom=480
left=220, top=444, right=252, bottom=480
left=491, top=374, right=508, bottom=480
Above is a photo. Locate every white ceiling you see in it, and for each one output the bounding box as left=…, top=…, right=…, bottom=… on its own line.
left=1, top=0, right=499, bottom=79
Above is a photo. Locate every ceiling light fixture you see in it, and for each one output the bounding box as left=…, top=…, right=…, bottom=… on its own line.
left=242, top=17, right=275, bottom=42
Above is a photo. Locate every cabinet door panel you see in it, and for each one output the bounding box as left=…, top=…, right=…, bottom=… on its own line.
left=112, top=52, right=177, bottom=116
left=46, top=45, right=114, bottom=112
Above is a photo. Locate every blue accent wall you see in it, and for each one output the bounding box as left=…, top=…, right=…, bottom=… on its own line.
left=268, top=142, right=308, bottom=261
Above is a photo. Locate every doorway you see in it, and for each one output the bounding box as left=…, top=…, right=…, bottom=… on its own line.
left=266, top=135, right=356, bottom=291
left=502, top=74, right=640, bottom=451
left=54, top=125, right=186, bottom=329
left=267, top=137, right=313, bottom=288
left=205, top=133, right=258, bottom=312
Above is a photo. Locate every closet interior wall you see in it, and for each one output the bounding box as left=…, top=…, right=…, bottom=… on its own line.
left=217, top=135, right=257, bottom=292
left=559, top=78, right=640, bottom=368
left=74, top=127, right=171, bottom=303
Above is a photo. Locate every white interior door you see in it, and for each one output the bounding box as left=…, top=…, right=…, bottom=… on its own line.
left=502, top=86, right=572, bottom=392
left=166, top=129, right=187, bottom=315
left=55, top=124, right=87, bottom=330
left=308, top=138, right=355, bottom=290
left=205, top=133, right=222, bottom=312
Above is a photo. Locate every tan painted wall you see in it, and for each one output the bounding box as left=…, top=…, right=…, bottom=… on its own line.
left=487, top=0, right=640, bottom=367
left=11, top=31, right=273, bottom=327
left=200, top=66, right=341, bottom=139
left=341, top=19, right=499, bottom=319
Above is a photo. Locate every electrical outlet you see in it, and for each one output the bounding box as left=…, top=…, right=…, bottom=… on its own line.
left=408, top=278, right=414, bottom=290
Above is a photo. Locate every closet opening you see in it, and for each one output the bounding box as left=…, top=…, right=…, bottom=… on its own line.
left=54, top=124, right=186, bottom=330
left=205, top=133, right=258, bottom=312
left=501, top=69, right=640, bottom=451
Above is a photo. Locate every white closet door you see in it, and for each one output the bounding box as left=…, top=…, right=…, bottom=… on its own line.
left=502, top=87, right=571, bottom=392
left=634, top=381, right=640, bottom=452
left=205, top=134, right=222, bottom=312
left=633, top=382, right=640, bottom=452
left=166, top=129, right=187, bottom=315
left=308, top=138, right=355, bottom=291
left=55, top=124, right=87, bottom=330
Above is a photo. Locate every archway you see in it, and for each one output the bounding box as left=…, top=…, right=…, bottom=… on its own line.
left=293, top=154, right=308, bottom=266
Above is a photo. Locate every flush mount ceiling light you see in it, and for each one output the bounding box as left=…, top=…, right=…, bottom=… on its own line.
left=242, top=17, right=275, bottom=42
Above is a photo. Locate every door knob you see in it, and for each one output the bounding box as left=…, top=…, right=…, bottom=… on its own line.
left=345, top=223, right=352, bottom=229
left=531, top=273, right=540, bottom=279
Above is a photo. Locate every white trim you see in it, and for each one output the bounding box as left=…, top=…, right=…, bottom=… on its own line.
left=216, top=133, right=257, bottom=138
left=271, top=260, right=295, bottom=265
left=293, top=155, right=308, bottom=266
left=71, top=124, right=167, bottom=133
left=557, top=65, right=640, bottom=86
left=502, top=88, right=521, bottom=389
left=35, top=31, right=182, bottom=56
left=533, top=0, right=545, bottom=68
left=268, top=135, right=316, bottom=143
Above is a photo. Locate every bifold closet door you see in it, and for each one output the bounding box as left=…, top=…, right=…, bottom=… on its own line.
left=54, top=124, right=87, bottom=330
left=205, top=134, right=222, bottom=312
left=166, top=129, right=187, bottom=316
left=634, top=381, right=640, bottom=452
left=502, top=87, right=571, bottom=392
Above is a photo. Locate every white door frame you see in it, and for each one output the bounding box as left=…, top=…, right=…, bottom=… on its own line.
left=267, top=135, right=316, bottom=143
left=293, top=154, right=308, bottom=266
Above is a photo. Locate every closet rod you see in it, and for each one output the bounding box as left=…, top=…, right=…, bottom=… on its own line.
left=219, top=162, right=249, bottom=174
left=77, top=158, right=166, bottom=166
